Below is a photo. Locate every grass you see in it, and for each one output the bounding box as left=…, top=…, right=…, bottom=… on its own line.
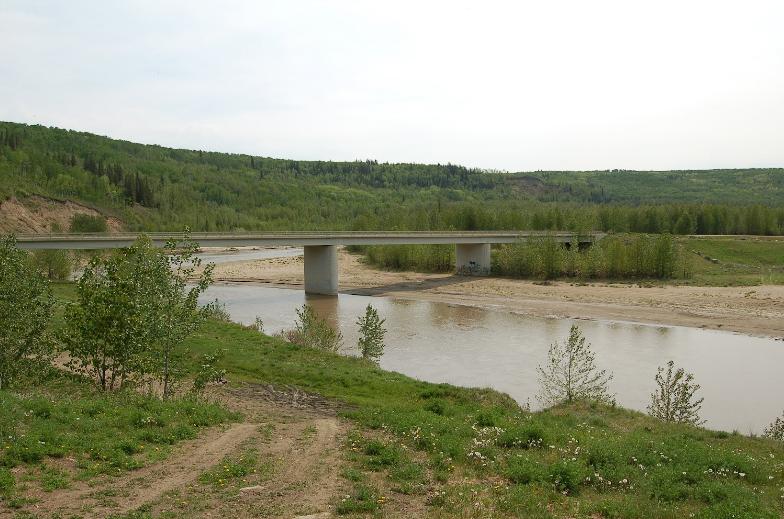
left=680, top=236, right=784, bottom=286
left=197, top=448, right=273, bottom=489
left=0, top=367, right=239, bottom=505
left=181, top=319, right=784, bottom=518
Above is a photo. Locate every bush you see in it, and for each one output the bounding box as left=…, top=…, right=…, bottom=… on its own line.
left=363, top=244, right=454, bottom=272
left=537, top=324, right=613, bottom=406
left=648, top=360, right=704, bottom=426
left=284, top=304, right=343, bottom=352
left=69, top=213, right=109, bottom=233
left=0, top=467, right=14, bottom=495
left=548, top=460, right=583, bottom=495
left=506, top=457, right=545, bottom=484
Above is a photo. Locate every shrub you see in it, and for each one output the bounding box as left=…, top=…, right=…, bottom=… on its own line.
left=201, top=299, right=232, bottom=322
left=537, top=324, right=613, bottom=406
left=285, top=304, right=343, bottom=352
left=494, top=233, right=689, bottom=281
left=191, top=353, right=227, bottom=395
left=647, top=360, right=705, bottom=426
left=506, top=457, right=545, bottom=484
left=548, top=460, right=583, bottom=495
left=0, top=467, right=14, bottom=495
left=69, top=213, right=108, bottom=233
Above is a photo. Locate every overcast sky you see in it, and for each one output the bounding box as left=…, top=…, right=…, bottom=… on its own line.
left=1, top=1, right=782, bottom=171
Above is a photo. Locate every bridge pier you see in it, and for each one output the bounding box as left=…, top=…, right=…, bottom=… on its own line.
left=303, top=245, right=338, bottom=295
left=455, top=243, right=491, bottom=275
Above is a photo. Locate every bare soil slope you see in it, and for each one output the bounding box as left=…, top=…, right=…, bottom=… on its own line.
left=0, top=196, right=122, bottom=234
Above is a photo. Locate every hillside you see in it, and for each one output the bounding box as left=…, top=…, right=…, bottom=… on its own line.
left=1, top=121, right=783, bottom=234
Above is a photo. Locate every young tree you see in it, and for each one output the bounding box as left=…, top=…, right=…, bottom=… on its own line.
left=647, top=360, right=705, bottom=426
left=152, top=235, right=214, bottom=399
left=0, top=237, right=54, bottom=390
left=357, top=304, right=386, bottom=363
left=32, top=249, right=72, bottom=280
left=61, top=234, right=213, bottom=395
left=537, top=324, right=613, bottom=406
left=764, top=412, right=784, bottom=441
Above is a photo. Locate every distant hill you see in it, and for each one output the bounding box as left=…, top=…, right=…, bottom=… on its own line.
left=1, top=121, right=782, bottom=234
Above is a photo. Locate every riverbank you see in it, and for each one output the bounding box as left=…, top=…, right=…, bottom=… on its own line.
left=8, top=318, right=784, bottom=518
left=203, top=249, right=784, bottom=339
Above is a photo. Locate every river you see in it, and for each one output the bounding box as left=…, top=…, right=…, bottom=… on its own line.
left=200, top=282, right=784, bottom=434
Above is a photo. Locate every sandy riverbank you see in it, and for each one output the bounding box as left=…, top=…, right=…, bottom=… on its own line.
left=203, top=249, right=784, bottom=339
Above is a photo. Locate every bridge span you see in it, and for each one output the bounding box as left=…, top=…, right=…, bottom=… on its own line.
left=14, top=231, right=604, bottom=295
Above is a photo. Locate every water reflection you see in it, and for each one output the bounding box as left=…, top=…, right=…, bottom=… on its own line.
left=304, top=294, right=340, bottom=329
left=200, top=283, right=784, bottom=434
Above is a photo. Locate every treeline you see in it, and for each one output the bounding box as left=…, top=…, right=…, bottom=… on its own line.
left=1, top=121, right=783, bottom=235
left=356, top=203, right=784, bottom=236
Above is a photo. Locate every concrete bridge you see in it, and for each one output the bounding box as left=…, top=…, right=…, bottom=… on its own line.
left=14, top=231, right=604, bottom=295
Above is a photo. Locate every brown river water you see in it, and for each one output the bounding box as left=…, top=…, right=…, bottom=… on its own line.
left=200, top=282, right=784, bottom=434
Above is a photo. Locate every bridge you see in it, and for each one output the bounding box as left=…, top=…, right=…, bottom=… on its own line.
left=14, top=231, right=604, bottom=295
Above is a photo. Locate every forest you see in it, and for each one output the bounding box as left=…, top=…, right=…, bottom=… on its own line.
left=2, top=121, right=784, bottom=235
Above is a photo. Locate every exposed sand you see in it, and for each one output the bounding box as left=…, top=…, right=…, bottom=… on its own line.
left=205, top=249, right=784, bottom=339
left=0, top=195, right=123, bottom=233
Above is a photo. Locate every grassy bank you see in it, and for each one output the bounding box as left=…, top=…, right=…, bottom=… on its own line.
left=683, top=236, right=784, bottom=286
left=183, top=319, right=784, bottom=518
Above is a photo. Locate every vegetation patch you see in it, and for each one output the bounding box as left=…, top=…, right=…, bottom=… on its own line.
left=0, top=371, right=238, bottom=484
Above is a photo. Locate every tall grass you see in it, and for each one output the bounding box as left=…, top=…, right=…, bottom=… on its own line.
left=494, top=234, right=691, bottom=280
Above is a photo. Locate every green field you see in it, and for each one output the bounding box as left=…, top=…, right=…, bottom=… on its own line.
left=681, top=237, right=784, bottom=286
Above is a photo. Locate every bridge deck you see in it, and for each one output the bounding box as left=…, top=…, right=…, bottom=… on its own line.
left=13, top=231, right=605, bottom=249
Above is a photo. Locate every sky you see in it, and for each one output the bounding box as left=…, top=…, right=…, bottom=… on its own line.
left=1, top=0, right=782, bottom=171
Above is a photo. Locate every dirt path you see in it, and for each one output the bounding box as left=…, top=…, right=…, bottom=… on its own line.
left=22, top=422, right=258, bottom=517
left=205, top=249, right=784, bottom=339
left=7, top=385, right=349, bottom=519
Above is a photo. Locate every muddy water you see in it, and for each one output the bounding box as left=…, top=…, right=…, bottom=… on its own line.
left=201, top=283, right=784, bottom=434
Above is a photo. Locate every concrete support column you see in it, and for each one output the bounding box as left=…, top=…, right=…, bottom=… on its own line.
left=304, top=245, right=339, bottom=295
left=455, top=243, right=491, bottom=275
